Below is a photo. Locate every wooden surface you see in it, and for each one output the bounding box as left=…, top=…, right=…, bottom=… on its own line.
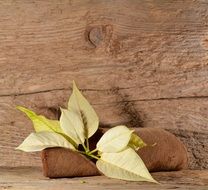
left=0, top=0, right=208, bottom=169
left=0, top=167, right=208, bottom=190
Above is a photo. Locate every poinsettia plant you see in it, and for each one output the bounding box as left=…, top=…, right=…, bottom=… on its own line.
left=16, top=81, right=158, bottom=183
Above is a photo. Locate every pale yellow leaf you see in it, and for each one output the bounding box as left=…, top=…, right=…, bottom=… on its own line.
left=60, top=108, right=85, bottom=145
left=17, top=106, right=77, bottom=147
left=16, top=106, right=62, bottom=133
left=68, top=81, right=99, bottom=138
left=128, top=133, right=147, bottom=150
left=16, top=131, right=75, bottom=152
left=96, top=125, right=133, bottom=153
left=96, top=148, right=157, bottom=183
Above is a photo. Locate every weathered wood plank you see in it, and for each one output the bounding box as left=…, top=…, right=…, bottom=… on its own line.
left=0, top=167, right=208, bottom=190
left=2, top=89, right=208, bottom=132
left=0, top=0, right=208, bottom=99
left=0, top=90, right=207, bottom=168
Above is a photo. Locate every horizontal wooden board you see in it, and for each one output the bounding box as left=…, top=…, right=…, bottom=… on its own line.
left=0, top=90, right=208, bottom=168
left=2, top=89, right=208, bottom=132
left=0, top=167, right=208, bottom=190
left=0, top=0, right=208, bottom=100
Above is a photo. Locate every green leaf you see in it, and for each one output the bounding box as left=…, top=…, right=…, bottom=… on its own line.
left=60, top=108, right=85, bottom=145
left=16, top=106, right=62, bottom=133
left=68, top=81, right=99, bottom=138
left=96, top=148, right=157, bottom=183
left=96, top=125, right=133, bottom=153
left=16, top=131, right=75, bottom=152
left=128, top=133, right=147, bottom=151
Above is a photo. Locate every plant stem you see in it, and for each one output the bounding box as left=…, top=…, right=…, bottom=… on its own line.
left=77, top=150, right=100, bottom=160
left=88, top=154, right=100, bottom=160
left=86, top=137, right=89, bottom=152
left=88, top=148, right=97, bottom=154
left=82, top=143, right=88, bottom=152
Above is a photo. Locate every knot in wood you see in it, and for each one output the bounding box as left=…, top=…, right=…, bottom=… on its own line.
left=88, top=26, right=104, bottom=47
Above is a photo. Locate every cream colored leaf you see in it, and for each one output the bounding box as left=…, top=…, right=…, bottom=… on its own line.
left=96, top=148, right=157, bottom=183
left=60, top=108, right=85, bottom=145
left=16, top=131, right=75, bottom=152
left=96, top=125, right=133, bottom=153
left=68, top=81, right=99, bottom=138
left=128, top=133, right=147, bottom=150
left=16, top=106, right=62, bottom=133
left=17, top=106, right=77, bottom=147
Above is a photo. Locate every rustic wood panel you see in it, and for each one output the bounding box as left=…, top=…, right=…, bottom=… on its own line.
left=0, top=90, right=208, bottom=168
left=0, top=0, right=208, bottom=99
left=0, top=0, right=208, bottom=168
left=0, top=167, right=208, bottom=190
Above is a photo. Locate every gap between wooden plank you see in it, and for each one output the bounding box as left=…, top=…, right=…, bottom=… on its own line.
left=1, top=88, right=208, bottom=104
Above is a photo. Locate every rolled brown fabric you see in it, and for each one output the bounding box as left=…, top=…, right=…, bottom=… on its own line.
left=136, top=128, right=188, bottom=172
left=41, top=127, right=188, bottom=178
left=41, top=148, right=100, bottom=178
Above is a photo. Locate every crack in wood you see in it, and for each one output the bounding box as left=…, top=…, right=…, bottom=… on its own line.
left=1, top=88, right=208, bottom=104
left=0, top=87, right=135, bottom=97
left=0, top=88, right=69, bottom=97
left=93, top=95, right=208, bottom=106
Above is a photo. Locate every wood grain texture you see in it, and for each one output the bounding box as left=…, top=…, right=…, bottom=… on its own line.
left=0, top=0, right=208, bottom=168
left=0, top=167, right=208, bottom=190
left=0, top=0, right=208, bottom=98
left=1, top=90, right=208, bottom=168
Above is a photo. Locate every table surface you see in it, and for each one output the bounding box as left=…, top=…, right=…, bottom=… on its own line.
left=0, top=167, right=208, bottom=190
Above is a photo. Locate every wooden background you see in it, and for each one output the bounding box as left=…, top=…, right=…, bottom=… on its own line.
left=0, top=0, right=207, bottom=169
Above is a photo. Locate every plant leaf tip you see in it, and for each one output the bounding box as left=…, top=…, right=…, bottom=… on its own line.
left=16, top=105, right=24, bottom=111
left=72, top=80, right=77, bottom=88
